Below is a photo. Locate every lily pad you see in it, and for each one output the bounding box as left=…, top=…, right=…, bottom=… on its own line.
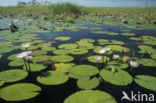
left=0, top=83, right=41, bottom=101
left=32, top=55, right=51, bottom=63
left=51, top=55, right=74, bottom=62
left=79, top=39, right=95, bottom=43
left=69, top=49, right=88, bottom=55
left=0, top=54, right=2, bottom=59
left=121, top=33, right=136, bottom=36
left=151, top=54, right=156, bottom=59
left=134, top=75, right=156, bottom=91
left=107, top=60, right=129, bottom=69
left=31, top=50, right=47, bottom=56
left=9, top=59, right=24, bottom=67
left=23, top=63, right=47, bottom=72
left=0, top=69, right=28, bottom=83
left=54, top=63, right=75, bottom=73
left=138, top=45, right=155, bottom=54
left=37, top=71, right=69, bottom=85
left=87, top=55, right=110, bottom=63
left=54, top=36, right=71, bottom=41
left=69, top=65, right=99, bottom=77
left=136, top=58, right=156, bottom=67
left=58, top=43, right=78, bottom=49
left=64, top=90, right=117, bottom=103
left=53, top=49, right=69, bottom=55
left=77, top=77, right=100, bottom=89
left=41, top=47, right=56, bottom=51
left=105, top=45, right=130, bottom=52
left=0, top=80, right=5, bottom=87
left=100, top=69, right=132, bottom=86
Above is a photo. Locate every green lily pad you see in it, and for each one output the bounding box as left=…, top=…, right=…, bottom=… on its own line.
left=23, top=63, right=47, bottom=72
left=79, top=39, right=95, bottom=43
left=69, top=49, right=88, bottom=55
left=151, top=54, right=156, bottom=59
left=0, top=80, right=5, bottom=87
left=22, top=46, right=39, bottom=50
left=136, top=58, right=156, bottom=67
left=69, top=65, right=99, bottom=77
left=41, top=47, right=56, bottom=51
left=0, top=69, right=28, bottom=83
left=58, top=43, right=78, bottom=49
left=107, top=60, right=129, bottom=69
left=32, top=55, right=51, bottom=63
left=121, top=33, right=136, bottom=36
left=138, top=45, right=155, bottom=54
left=105, top=45, right=130, bottom=52
left=54, top=36, right=71, bottom=41
left=64, top=90, right=117, bottom=103
left=77, top=77, right=100, bottom=89
left=107, top=32, right=119, bottom=35
left=87, top=55, right=110, bottom=63
left=37, top=71, right=69, bottom=85
left=135, top=75, right=156, bottom=91
left=53, top=49, right=69, bottom=55
left=9, top=59, right=24, bottom=67
left=0, top=54, right=2, bottom=59
left=100, top=69, right=132, bottom=86
left=0, top=47, right=14, bottom=53
left=55, top=63, right=75, bottom=73
left=31, top=50, right=47, bottom=56
left=51, top=55, right=74, bottom=62
left=0, top=83, right=41, bottom=101
left=8, top=54, right=19, bottom=60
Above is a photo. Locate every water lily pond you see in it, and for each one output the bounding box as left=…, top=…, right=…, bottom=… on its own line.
left=0, top=18, right=156, bottom=103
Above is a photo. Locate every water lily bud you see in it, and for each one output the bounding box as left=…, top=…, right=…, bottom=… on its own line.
left=24, top=56, right=33, bottom=61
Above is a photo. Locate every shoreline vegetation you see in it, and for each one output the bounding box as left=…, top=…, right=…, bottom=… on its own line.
left=0, top=3, right=156, bottom=25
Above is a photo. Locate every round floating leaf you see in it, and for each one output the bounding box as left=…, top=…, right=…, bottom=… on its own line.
left=51, top=55, right=74, bottom=62
left=151, top=54, right=156, bottom=59
left=0, top=54, right=2, bottom=59
left=107, top=32, right=119, bottom=35
left=22, top=46, right=39, bottom=50
left=87, top=55, right=110, bottom=63
left=138, top=45, right=154, bottom=54
left=69, top=65, right=99, bottom=77
left=77, top=77, right=99, bottom=89
left=64, top=90, right=117, bottom=103
left=37, top=71, right=69, bottom=85
left=32, top=55, right=51, bottom=63
left=54, top=63, right=75, bottom=73
left=8, top=54, right=19, bottom=60
left=107, top=60, right=129, bottom=69
left=31, top=50, right=47, bottom=56
left=23, top=63, right=47, bottom=72
left=54, top=36, right=71, bottom=41
left=136, top=58, right=156, bottom=67
left=69, top=49, right=88, bottom=55
left=134, top=75, right=156, bottom=91
left=100, top=69, right=132, bottom=86
left=121, top=33, right=136, bottom=36
left=0, top=83, right=41, bottom=101
left=41, top=47, right=56, bottom=51
left=0, top=80, right=5, bottom=87
left=79, top=39, right=95, bottom=43
left=53, top=49, right=69, bottom=55
left=0, top=69, right=28, bottom=83
left=9, top=59, right=24, bottom=67
left=58, top=43, right=78, bottom=49
left=105, top=45, right=130, bottom=52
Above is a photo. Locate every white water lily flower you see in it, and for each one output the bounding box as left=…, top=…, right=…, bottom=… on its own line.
left=24, top=56, right=33, bottom=61
left=21, top=44, right=31, bottom=48
left=17, top=51, right=32, bottom=59
left=129, top=60, right=139, bottom=68
left=94, top=56, right=102, bottom=62
left=14, top=19, right=18, bottom=23
left=113, top=54, right=120, bottom=59
left=99, top=48, right=111, bottom=54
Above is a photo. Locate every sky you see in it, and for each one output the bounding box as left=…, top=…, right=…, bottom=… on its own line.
left=0, top=0, right=156, bottom=7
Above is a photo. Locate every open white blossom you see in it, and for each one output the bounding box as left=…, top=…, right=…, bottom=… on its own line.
left=21, top=44, right=31, bottom=48
left=129, top=60, right=139, bottom=68
left=17, top=51, right=32, bottom=59
left=99, top=48, right=111, bottom=54
left=113, top=54, right=120, bottom=59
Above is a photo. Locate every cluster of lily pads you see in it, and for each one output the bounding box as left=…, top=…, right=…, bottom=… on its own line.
left=0, top=17, right=156, bottom=102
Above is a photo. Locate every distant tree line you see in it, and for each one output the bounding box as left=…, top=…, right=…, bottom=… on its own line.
left=17, top=0, right=53, bottom=6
